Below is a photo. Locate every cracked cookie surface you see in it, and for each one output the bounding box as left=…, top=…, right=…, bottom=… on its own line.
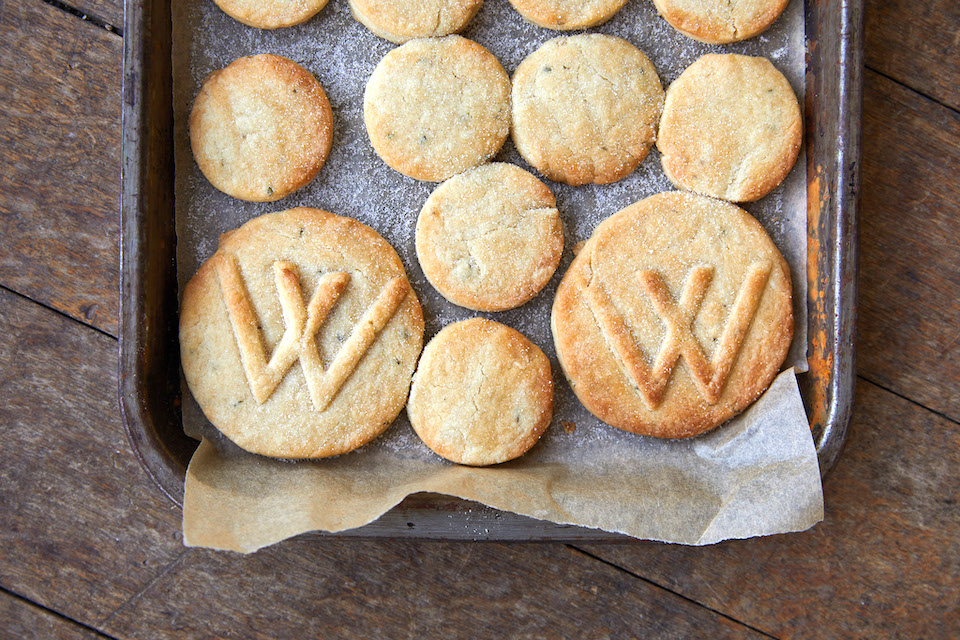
left=511, top=34, right=664, bottom=186
left=189, top=54, right=333, bottom=202
left=363, top=36, right=511, bottom=182
left=180, top=208, right=424, bottom=459
left=551, top=191, right=793, bottom=439
left=652, top=0, right=790, bottom=44
left=349, top=0, right=483, bottom=43
left=415, top=163, right=563, bottom=312
left=408, top=318, right=553, bottom=466
left=213, top=0, right=330, bottom=28
left=657, top=54, right=801, bottom=203
left=508, top=0, right=628, bottom=30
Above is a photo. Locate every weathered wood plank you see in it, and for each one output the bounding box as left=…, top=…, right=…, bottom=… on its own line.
left=101, top=541, right=768, bottom=639
left=0, top=288, right=185, bottom=625
left=864, top=0, right=960, bottom=112
left=856, top=70, right=960, bottom=420
left=0, top=591, right=108, bottom=640
left=52, top=0, right=125, bottom=33
left=0, top=0, right=121, bottom=336
left=578, top=378, right=960, bottom=637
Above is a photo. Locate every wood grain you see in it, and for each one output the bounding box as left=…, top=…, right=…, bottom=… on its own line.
left=53, top=0, right=125, bottom=32
left=0, top=288, right=185, bottom=626
left=0, top=591, right=107, bottom=640
left=865, top=0, right=960, bottom=112
left=578, top=377, right=960, bottom=637
left=101, top=540, right=768, bottom=639
left=0, top=0, right=121, bottom=336
left=856, top=70, right=960, bottom=421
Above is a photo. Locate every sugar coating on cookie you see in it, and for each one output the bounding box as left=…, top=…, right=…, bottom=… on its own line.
left=179, top=208, right=424, bottom=459
left=657, top=54, right=802, bottom=203
left=552, top=191, right=793, bottom=439
left=508, top=0, right=628, bottom=30
left=408, top=318, right=553, bottom=466
left=511, top=35, right=664, bottom=186
left=350, top=0, right=484, bottom=43
left=416, top=163, right=563, bottom=312
left=213, top=0, right=330, bottom=29
left=190, top=55, right=333, bottom=202
left=652, top=0, right=789, bottom=44
left=363, top=36, right=511, bottom=182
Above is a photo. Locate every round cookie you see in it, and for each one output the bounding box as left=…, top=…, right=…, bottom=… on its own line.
left=363, top=36, right=511, bottom=182
left=190, top=54, right=333, bottom=202
left=408, top=318, right=553, bottom=466
left=551, top=191, right=793, bottom=439
left=179, top=208, right=424, bottom=459
left=508, top=0, right=628, bottom=30
left=652, top=0, right=789, bottom=44
left=350, top=0, right=484, bottom=43
left=511, top=35, right=664, bottom=186
left=416, top=163, right=564, bottom=312
left=212, top=0, right=329, bottom=28
left=657, top=54, right=802, bottom=203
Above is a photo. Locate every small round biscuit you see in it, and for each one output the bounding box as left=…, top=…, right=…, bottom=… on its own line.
left=408, top=318, right=553, bottom=466
left=212, top=0, right=330, bottom=28
left=190, top=54, right=333, bottom=202
left=179, top=208, right=424, bottom=459
left=350, top=0, right=484, bottom=43
left=363, top=36, right=512, bottom=182
left=508, top=0, right=628, bottom=30
left=657, top=54, right=802, bottom=203
left=415, top=163, right=564, bottom=312
left=652, top=0, right=789, bottom=44
left=552, top=191, right=793, bottom=439
left=511, top=35, right=664, bottom=186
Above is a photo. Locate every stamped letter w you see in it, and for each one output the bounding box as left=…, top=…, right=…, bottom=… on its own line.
left=215, top=254, right=408, bottom=411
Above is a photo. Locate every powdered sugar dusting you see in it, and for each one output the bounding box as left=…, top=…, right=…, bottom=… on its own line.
left=174, top=0, right=807, bottom=463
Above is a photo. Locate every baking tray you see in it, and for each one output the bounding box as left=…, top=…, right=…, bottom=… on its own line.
left=119, top=0, right=861, bottom=540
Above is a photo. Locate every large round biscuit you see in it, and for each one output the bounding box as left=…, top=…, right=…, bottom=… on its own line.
left=511, top=35, right=664, bottom=186
left=180, top=208, right=424, bottom=459
left=652, top=0, right=789, bottom=44
left=415, top=163, right=564, bottom=312
left=408, top=318, right=553, bottom=466
left=189, top=54, right=333, bottom=202
left=657, top=54, right=802, bottom=203
left=212, top=0, right=330, bottom=29
left=508, top=0, right=628, bottom=30
left=350, top=0, right=484, bottom=43
left=363, top=36, right=511, bottom=182
left=552, top=191, right=793, bottom=439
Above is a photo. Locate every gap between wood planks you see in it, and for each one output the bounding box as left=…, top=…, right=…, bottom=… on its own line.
left=0, top=585, right=119, bottom=640
left=866, top=65, right=960, bottom=117
left=566, top=546, right=781, bottom=638
left=38, top=0, right=121, bottom=35
left=0, top=284, right=117, bottom=341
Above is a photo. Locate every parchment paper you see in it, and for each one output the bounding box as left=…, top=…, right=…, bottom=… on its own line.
left=173, top=0, right=822, bottom=552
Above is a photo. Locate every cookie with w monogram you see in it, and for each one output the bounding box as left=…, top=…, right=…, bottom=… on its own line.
left=180, top=208, right=424, bottom=458
left=552, top=191, right=793, bottom=439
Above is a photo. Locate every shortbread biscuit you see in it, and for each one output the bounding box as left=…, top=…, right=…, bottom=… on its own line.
left=190, top=55, right=333, bottom=202
left=180, top=208, right=424, bottom=459
left=657, top=54, right=801, bottom=203
left=408, top=318, right=553, bottom=466
left=363, top=36, right=511, bottom=182
left=350, top=0, right=484, bottom=43
left=652, top=0, right=789, bottom=44
left=511, top=35, right=664, bottom=186
left=509, top=0, right=628, bottom=30
left=212, top=0, right=330, bottom=29
left=416, top=163, right=563, bottom=312
left=552, top=191, right=793, bottom=439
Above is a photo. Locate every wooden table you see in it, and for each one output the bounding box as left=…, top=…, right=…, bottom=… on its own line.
left=1, top=0, right=957, bottom=636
